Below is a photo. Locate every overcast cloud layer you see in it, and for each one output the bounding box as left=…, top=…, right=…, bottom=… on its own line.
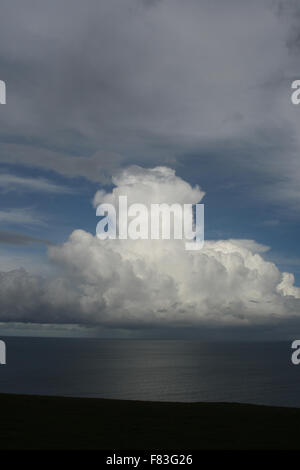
left=0, top=0, right=300, bottom=205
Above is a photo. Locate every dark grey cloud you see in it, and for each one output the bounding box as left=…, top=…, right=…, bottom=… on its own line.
left=0, top=0, right=298, bottom=210
left=0, top=173, right=73, bottom=193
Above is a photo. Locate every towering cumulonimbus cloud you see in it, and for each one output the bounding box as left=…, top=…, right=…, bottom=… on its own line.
left=0, top=166, right=299, bottom=328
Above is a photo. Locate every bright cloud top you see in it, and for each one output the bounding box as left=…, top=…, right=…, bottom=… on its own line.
left=0, top=166, right=300, bottom=329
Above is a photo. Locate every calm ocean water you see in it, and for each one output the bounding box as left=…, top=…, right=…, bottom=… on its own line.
left=0, top=338, right=299, bottom=407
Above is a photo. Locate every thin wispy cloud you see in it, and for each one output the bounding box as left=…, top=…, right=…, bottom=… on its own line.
left=0, top=230, right=52, bottom=246
left=0, top=174, right=73, bottom=194
left=0, top=167, right=299, bottom=329
left=0, top=208, right=46, bottom=226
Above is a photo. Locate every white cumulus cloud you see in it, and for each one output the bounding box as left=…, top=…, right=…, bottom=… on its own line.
left=0, top=166, right=299, bottom=331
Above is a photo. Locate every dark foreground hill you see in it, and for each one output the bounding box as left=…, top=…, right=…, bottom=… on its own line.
left=0, top=393, right=300, bottom=449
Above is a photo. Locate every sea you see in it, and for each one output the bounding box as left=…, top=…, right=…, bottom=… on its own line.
left=0, top=337, right=299, bottom=407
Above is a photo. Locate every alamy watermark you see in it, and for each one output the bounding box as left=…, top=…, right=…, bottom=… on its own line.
left=96, top=196, right=204, bottom=250
left=0, top=340, right=6, bottom=365
left=291, top=340, right=300, bottom=365
left=0, top=80, right=6, bottom=104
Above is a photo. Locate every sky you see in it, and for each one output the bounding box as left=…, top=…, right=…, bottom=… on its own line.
left=0, top=0, right=300, bottom=338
